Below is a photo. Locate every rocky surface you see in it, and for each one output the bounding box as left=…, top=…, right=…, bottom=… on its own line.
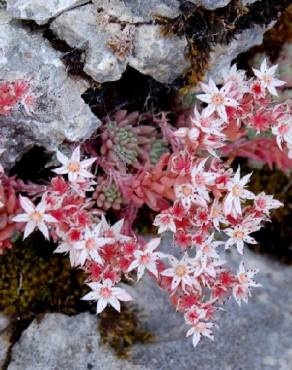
left=7, top=313, right=146, bottom=370
left=4, top=1, right=275, bottom=86
left=6, top=0, right=88, bottom=25
left=0, top=314, right=12, bottom=369
left=93, top=0, right=180, bottom=23
left=50, top=4, right=189, bottom=84
left=0, top=10, right=100, bottom=169
left=4, top=245, right=292, bottom=370
left=207, top=23, right=274, bottom=83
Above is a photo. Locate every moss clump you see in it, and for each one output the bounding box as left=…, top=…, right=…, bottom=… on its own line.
left=98, top=304, right=155, bottom=358
left=0, top=233, right=90, bottom=318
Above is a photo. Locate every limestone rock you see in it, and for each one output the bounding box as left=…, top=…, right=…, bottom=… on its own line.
left=207, top=24, right=273, bottom=84
left=93, top=0, right=180, bottom=23
left=188, top=0, right=231, bottom=9
left=7, top=313, right=146, bottom=370
left=128, top=25, right=189, bottom=84
left=50, top=4, right=189, bottom=84
left=0, top=10, right=100, bottom=169
left=0, top=314, right=12, bottom=369
left=7, top=0, right=88, bottom=25
left=50, top=4, right=127, bottom=83
left=188, top=0, right=257, bottom=9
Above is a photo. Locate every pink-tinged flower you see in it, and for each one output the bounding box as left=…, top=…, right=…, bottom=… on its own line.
left=224, top=221, right=260, bottom=254
left=252, top=58, right=286, bottom=96
left=161, top=253, right=196, bottom=291
left=82, top=279, right=132, bottom=313
left=191, top=106, right=226, bottom=137
left=127, top=238, right=162, bottom=280
left=192, top=254, right=225, bottom=279
left=175, top=183, right=206, bottom=210
left=186, top=320, right=215, bottom=347
left=222, top=64, right=248, bottom=96
left=73, top=225, right=112, bottom=266
left=223, top=168, right=255, bottom=217
left=210, top=199, right=225, bottom=230
left=191, top=159, right=216, bottom=202
left=174, top=126, right=200, bottom=142
left=195, top=234, right=222, bottom=259
left=153, top=213, right=176, bottom=234
left=54, top=241, right=81, bottom=267
left=100, top=215, right=131, bottom=244
left=254, top=192, right=283, bottom=216
left=13, top=196, right=57, bottom=239
left=171, top=152, right=192, bottom=176
left=197, top=78, right=238, bottom=122
left=233, top=261, right=261, bottom=305
left=272, top=116, right=292, bottom=150
left=250, top=80, right=266, bottom=99
left=53, top=146, right=96, bottom=183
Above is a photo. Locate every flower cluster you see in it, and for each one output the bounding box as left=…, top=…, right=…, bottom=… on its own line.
left=4, top=58, right=291, bottom=348
left=0, top=80, right=34, bottom=116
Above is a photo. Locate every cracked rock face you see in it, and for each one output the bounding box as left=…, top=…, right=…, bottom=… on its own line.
left=50, top=4, right=128, bottom=83
left=93, top=0, right=180, bottom=23
left=6, top=0, right=89, bottom=25
left=6, top=0, right=276, bottom=86
left=7, top=313, right=146, bottom=370
left=50, top=4, right=189, bottom=84
left=0, top=11, right=100, bottom=169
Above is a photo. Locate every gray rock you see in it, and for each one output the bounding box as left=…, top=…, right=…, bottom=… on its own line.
left=188, top=0, right=258, bottom=9
left=50, top=4, right=189, bottom=84
left=128, top=24, right=189, bottom=84
left=0, top=0, right=6, bottom=9
left=50, top=4, right=127, bottom=83
left=188, top=0, right=231, bottom=9
left=93, top=0, right=180, bottom=23
left=0, top=314, right=12, bottom=369
left=7, top=313, right=146, bottom=370
left=207, top=24, right=274, bottom=84
left=7, top=0, right=88, bottom=25
left=0, top=10, right=100, bottom=168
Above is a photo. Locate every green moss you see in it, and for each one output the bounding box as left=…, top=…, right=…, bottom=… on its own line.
left=0, top=233, right=89, bottom=318
left=98, top=304, right=155, bottom=358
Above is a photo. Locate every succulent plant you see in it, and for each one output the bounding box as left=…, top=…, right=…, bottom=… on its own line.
left=149, top=139, right=168, bottom=165
left=93, top=175, right=123, bottom=211
left=0, top=177, right=22, bottom=253
left=100, top=110, right=156, bottom=168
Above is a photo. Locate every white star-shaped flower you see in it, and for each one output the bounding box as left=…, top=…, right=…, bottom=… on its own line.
left=53, top=146, right=96, bottom=183
left=197, top=78, right=238, bottom=122
left=100, top=215, right=131, bottom=244
left=13, top=195, right=57, bottom=239
left=252, top=58, right=286, bottom=96
left=82, top=279, right=132, bottom=314
left=223, top=167, right=255, bottom=217
left=161, top=253, right=196, bottom=291
left=74, top=225, right=112, bottom=266
left=127, top=238, right=163, bottom=280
